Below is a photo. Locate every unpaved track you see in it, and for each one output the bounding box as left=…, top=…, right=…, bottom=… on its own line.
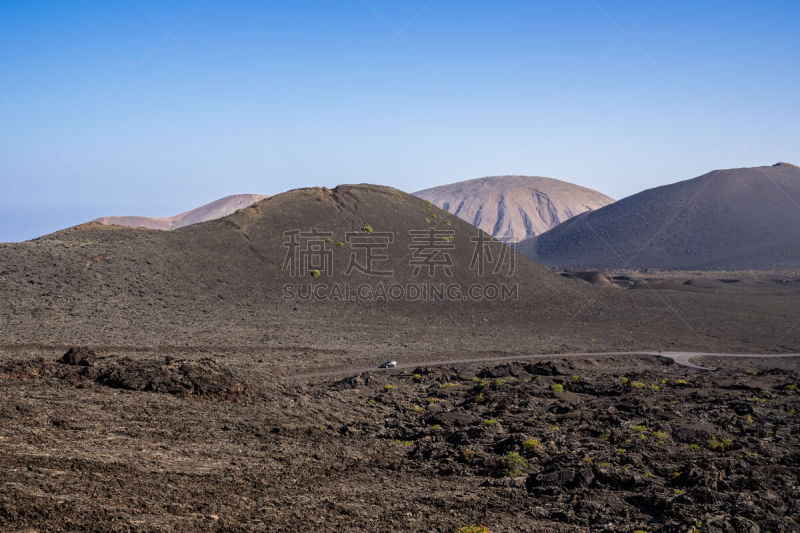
left=289, top=351, right=800, bottom=379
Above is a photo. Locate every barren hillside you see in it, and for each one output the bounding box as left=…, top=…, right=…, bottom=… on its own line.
left=93, top=193, right=267, bottom=230
left=519, top=163, right=800, bottom=270
left=415, top=175, right=614, bottom=242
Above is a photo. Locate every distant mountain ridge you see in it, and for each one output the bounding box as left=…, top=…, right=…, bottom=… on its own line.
left=93, top=194, right=267, bottom=230
left=518, top=163, right=800, bottom=270
left=414, top=175, right=614, bottom=242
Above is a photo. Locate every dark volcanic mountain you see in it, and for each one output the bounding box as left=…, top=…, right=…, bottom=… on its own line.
left=518, top=163, right=800, bottom=270
left=93, top=193, right=268, bottom=230
left=414, top=175, right=614, bottom=242
left=0, top=185, right=594, bottom=347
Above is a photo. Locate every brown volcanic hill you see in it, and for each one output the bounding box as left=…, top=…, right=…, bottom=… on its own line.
left=518, top=163, right=800, bottom=270
left=0, top=184, right=601, bottom=347
left=92, top=193, right=268, bottom=230
left=414, top=175, right=614, bottom=242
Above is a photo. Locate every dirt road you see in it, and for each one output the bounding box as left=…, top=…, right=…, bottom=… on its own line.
left=289, top=350, right=800, bottom=379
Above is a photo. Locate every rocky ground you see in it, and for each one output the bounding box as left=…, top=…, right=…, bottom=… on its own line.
left=1, top=348, right=798, bottom=532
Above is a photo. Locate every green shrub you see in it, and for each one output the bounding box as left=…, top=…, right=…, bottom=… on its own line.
left=551, top=383, right=564, bottom=393
left=310, top=269, right=321, bottom=278
left=522, top=438, right=541, bottom=450
left=708, top=436, right=733, bottom=452
left=631, top=381, right=646, bottom=389
left=362, top=224, right=373, bottom=234
left=483, top=419, right=498, bottom=425
left=502, top=452, right=527, bottom=476
left=455, top=526, right=491, bottom=533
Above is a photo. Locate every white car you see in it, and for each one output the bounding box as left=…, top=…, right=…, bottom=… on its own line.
left=379, top=360, right=397, bottom=369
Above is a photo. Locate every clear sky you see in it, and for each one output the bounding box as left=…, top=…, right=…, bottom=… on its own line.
left=1, top=0, right=798, bottom=241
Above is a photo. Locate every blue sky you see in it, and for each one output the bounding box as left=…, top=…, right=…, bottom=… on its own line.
left=1, top=0, right=798, bottom=241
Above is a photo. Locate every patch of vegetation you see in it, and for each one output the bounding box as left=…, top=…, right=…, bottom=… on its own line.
left=707, top=436, right=734, bottom=452
left=673, top=489, right=685, bottom=495
left=522, top=438, right=541, bottom=450
left=426, top=397, right=438, bottom=404
left=430, top=424, right=442, bottom=430
left=599, top=433, right=611, bottom=440
left=475, top=392, right=488, bottom=404
left=620, top=377, right=629, bottom=384
left=550, top=383, right=564, bottom=393
left=413, top=373, right=422, bottom=381
left=336, top=241, right=344, bottom=247
left=310, top=269, right=321, bottom=278
left=439, top=382, right=457, bottom=389
left=502, top=452, right=528, bottom=477
left=631, top=381, right=646, bottom=389
left=741, top=413, right=753, bottom=423
left=383, top=384, right=393, bottom=391
left=412, top=404, right=422, bottom=412
left=455, top=526, right=491, bottom=533
left=786, top=384, right=798, bottom=391
left=394, top=439, right=412, bottom=446
left=632, top=425, right=648, bottom=433
left=483, top=418, right=498, bottom=425
left=672, top=379, right=688, bottom=386
left=362, top=224, right=373, bottom=234
left=650, top=430, right=668, bottom=441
